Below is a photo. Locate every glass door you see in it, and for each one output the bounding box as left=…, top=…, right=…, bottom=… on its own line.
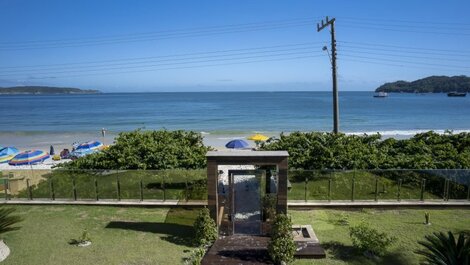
left=229, top=170, right=265, bottom=235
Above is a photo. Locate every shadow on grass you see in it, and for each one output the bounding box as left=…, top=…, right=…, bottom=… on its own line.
left=322, top=241, right=412, bottom=265
left=105, top=208, right=199, bottom=247
left=106, top=221, right=194, bottom=246
left=216, top=249, right=273, bottom=264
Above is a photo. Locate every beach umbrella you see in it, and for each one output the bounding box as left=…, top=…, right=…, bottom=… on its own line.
left=9, top=150, right=50, bottom=166
left=247, top=134, right=269, bottom=141
left=76, top=140, right=103, bottom=151
left=225, top=139, right=249, bottom=149
left=0, top=147, right=20, bottom=164
left=50, top=145, right=55, bottom=155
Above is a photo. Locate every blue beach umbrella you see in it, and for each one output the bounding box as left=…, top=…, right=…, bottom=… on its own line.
left=0, top=147, right=20, bottom=164
left=9, top=150, right=50, bottom=166
left=225, top=139, right=249, bottom=149
left=76, top=140, right=103, bottom=151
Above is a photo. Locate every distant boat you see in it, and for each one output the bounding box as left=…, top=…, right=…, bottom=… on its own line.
left=373, top=92, right=388, bottom=98
left=447, top=92, right=467, bottom=97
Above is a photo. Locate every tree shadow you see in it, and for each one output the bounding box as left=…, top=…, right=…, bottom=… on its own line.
left=105, top=208, right=198, bottom=247
left=322, top=241, right=356, bottom=260
left=106, top=221, right=194, bottom=246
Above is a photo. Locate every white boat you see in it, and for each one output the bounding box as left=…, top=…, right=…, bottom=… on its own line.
left=373, top=92, right=388, bottom=98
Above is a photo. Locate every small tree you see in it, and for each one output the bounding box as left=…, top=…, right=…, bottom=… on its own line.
left=193, top=208, right=217, bottom=247
left=416, top=231, right=470, bottom=265
left=349, top=222, right=395, bottom=257
left=268, top=214, right=296, bottom=264
left=0, top=206, right=22, bottom=238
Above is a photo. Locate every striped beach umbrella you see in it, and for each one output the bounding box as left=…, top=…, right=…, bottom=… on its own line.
left=9, top=150, right=50, bottom=166
left=76, top=140, right=103, bottom=151
left=0, top=147, right=20, bottom=164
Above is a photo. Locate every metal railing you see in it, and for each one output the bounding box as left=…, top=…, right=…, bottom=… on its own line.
left=0, top=168, right=469, bottom=203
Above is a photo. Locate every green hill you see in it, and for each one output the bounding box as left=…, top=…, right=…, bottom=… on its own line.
left=375, top=75, right=470, bottom=93
left=0, top=86, right=101, bottom=94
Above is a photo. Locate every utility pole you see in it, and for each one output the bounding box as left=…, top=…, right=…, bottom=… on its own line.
left=317, top=16, right=339, bottom=134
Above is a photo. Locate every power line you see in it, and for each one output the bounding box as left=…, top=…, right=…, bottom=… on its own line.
left=0, top=50, right=322, bottom=77
left=0, top=42, right=325, bottom=71
left=0, top=17, right=318, bottom=44
left=0, top=19, right=318, bottom=50
left=339, top=16, right=470, bottom=27
left=340, top=54, right=470, bottom=70
left=340, top=24, right=470, bottom=37
left=340, top=48, right=470, bottom=62
left=339, top=41, right=469, bottom=54
left=24, top=54, right=324, bottom=80
left=341, top=58, right=467, bottom=72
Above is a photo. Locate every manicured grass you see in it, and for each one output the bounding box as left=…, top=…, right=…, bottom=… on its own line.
left=1, top=205, right=199, bottom=265
left=291, top=208, right=470, bottom=265
left=1, top=205, right=469, bottom=265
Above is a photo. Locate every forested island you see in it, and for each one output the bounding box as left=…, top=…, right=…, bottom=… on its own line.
left=375, top=75, right=470, bottom=93
left=0, top=86, right=101, bottom=94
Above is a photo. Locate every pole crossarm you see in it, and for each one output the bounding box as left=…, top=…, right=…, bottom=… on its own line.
left=317, top=16, right=336, bottom=32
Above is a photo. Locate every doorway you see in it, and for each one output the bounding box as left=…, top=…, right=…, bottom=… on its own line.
left=229, top=170, right=264, bottom=235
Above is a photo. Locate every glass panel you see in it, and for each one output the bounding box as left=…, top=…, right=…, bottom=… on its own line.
left=231, top=170, right=263, bottom=235
left=287, top=170, right=307, bottom=201
left=330, top=171, right=354, bottom=201
left=142, top=170, right=164, bottom=200
left=96, top=170, right=118, bottom=200
left=117, top=170, right=142, bottom=200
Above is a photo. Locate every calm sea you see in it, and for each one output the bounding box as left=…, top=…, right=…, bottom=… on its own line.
left=1, top=91, right=469, bottom=136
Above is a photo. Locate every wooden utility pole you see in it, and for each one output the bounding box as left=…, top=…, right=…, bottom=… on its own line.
left=317, top=16, right=339, bottom=134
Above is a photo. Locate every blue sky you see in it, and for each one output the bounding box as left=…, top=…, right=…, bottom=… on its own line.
left=0, top=0, right=469, bottom=92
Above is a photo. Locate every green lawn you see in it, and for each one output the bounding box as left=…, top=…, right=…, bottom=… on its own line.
left=2, top=205, right=469, bottom=265
left=1, top=205, right=199, bottom=265
left=291, top=208, right=470, bottom=265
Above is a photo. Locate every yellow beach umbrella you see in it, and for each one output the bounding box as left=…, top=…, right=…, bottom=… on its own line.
left=247, top=134, right=269, bottom=141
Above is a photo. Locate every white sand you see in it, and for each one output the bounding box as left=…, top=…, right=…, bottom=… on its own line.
left=0, top=158, right=71, bottom=170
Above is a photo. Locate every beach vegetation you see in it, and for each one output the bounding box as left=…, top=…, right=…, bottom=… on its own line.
left=268, top=214, right=296, bottom=264
left=415, top=231, right=470, bottom=265
left=261, top=131, right=470, bottom=170
left=62, top=129, right=211, bottom=170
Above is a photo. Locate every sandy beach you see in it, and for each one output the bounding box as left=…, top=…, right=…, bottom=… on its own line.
left=0, top=131, right=264, bottom=170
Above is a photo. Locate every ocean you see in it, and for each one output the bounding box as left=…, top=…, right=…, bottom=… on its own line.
left=1, top=91, right=469, bottom=149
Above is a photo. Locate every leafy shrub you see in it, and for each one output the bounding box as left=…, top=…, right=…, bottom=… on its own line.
left=63, top=129, right=212, bottom=170
left=349, top=222, right=395, bottom=257
left=268, top=214, right=296, bottom=264
left=416, top=231, right=470, bottom=265
left=184, top=247, right=206, bottom=265
left=193, top=208, right=217, bottom=246
left=261, top=131, right=470, bottom=170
